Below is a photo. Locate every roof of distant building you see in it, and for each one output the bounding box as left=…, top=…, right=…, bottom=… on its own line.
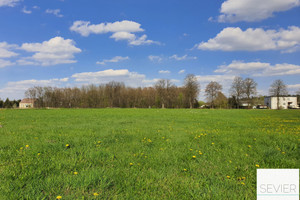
left=20, top=98, right=36, bottom=104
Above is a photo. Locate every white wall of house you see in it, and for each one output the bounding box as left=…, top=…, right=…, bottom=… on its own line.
left=19, top=103, right=33, bottom=108
left=264, top=97, right=298, bottom=109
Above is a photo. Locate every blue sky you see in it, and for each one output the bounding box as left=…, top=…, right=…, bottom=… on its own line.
left=0, top=0, right=300, bottom=100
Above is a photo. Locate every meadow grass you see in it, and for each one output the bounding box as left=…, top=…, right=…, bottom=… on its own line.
left=0, top=109, right=299, bottom=199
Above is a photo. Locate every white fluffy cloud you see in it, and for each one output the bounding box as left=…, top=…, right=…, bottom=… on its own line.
left=158, top=70, right=170, bottom=74
left=218, top=0, right=300, bottom=22
left=215, top=61, right=270, bottom=74
left=110, top=32, right=158, bottom=46
left=22, top=6, right=32, bottom=14
left=0, top=59, right=14, bottom=68
left=0, top=42, right=18, bottom=58
left=110, top=32, right=136, bottom=41
left=0, top=0, right=20, bottom=7
left=287, top=84, right=300, bottom=89
left=128, top=34, right=159, bottom=46
left=96, top=56, right=129, bottom=65
left=71, top=69, right=175, bottom=87
left=0, top=78, right=69, bottom=99
left=215, top=61, right=300, bottom=76
left=19, top=37, right=81, bottom=66
left=0, top=42, right=18, bottom=68
left=287, top=84, right=300, bottom=94
left=196, top=74, right=235, bottom=84
left=70, top=20, right=159, bottom=46
left=170, top=54, right=197, bottom=61
left=72, top=69, right=155, bottom=87
left=45, top=9, right=63, bottom=17
left=196, top=26, right=300, bottom=53
left=148, top=55, right=163, bottom=63
left=70, top=20, right=144, bottom=36
left=178, top=70, right=185, bottom=74
left=257, top=63, right=300, bottom=76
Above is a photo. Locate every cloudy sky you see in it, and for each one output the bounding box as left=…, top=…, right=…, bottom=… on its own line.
left=0, top=0, right=300, bottom=100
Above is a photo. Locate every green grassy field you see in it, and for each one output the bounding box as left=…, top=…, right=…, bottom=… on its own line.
left=0, top=109, right=299, bottom=199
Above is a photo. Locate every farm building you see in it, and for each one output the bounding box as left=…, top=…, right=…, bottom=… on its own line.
left=19, top=98, right=36, bottom=108
left=264, top=96, right=298, bottom=109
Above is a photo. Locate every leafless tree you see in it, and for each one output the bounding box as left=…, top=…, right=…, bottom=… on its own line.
left=25, top=87, right=37, bottom=99
left=269, top=79, right=288, bottom=109
left=243, top=78, right=257, bottom=108
left=155, top=79, right=174, bottom=108
left=155, top=79, right=167, bottom=108
left=205, top=81, right=222, bottom=108
left=230, top=76, right=244, bottom=108
left=184, top=74, right=200, bottom=108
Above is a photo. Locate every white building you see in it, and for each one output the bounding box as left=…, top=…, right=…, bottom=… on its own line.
left=264, top=97, right=298, bottom=109
left=19, top=98, right=36, bottom=108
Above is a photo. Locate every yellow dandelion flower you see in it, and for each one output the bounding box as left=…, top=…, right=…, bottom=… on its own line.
left=248, top=145, right=251, bottom=148
left=226, top=176, right=230, bottom=179
left=74, top=172, right=78, bottom=175
left=256, top=164, right=260, bottom=168
left=183, top=169, right=187, bottom=172
left=97, top=141, right=101, bottom=144
left=20, top=147, right=23, bottom=150
left=189, top=148, right=193, bottom=151
left=65, top=144, right=70, bottom=147
left=93, top=193, right=99, bottom=196
left=37, top=153, right=41, bottom=156
left=192, top=156, right=196, bottom=159
left=56, top=196, right=62, bottom=199
left=129, top=163, right=133, bottom=166
left=199, top=152, right=203, bottom=155
left=242, top=177, right=246, bottom=180
left=212, top=142, right=215, bottom=145
left=241, top=182, right=245, bottom=185
left=25, top=145, right=29, bottom=148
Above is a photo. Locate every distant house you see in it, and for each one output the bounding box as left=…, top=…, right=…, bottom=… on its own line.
left=264, top=96, right=298, bottom=109
left=19, top=98, right=36, bottom=108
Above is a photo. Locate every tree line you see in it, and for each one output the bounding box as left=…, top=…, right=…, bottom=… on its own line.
left=0, top=98, right=21, bottom=108
left=23, top=74, right=200, bottom=109
left=1, top=75, right=298, bottom=109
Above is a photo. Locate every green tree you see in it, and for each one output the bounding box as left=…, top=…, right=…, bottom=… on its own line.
left=4, top=98, right=11, bottom=108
